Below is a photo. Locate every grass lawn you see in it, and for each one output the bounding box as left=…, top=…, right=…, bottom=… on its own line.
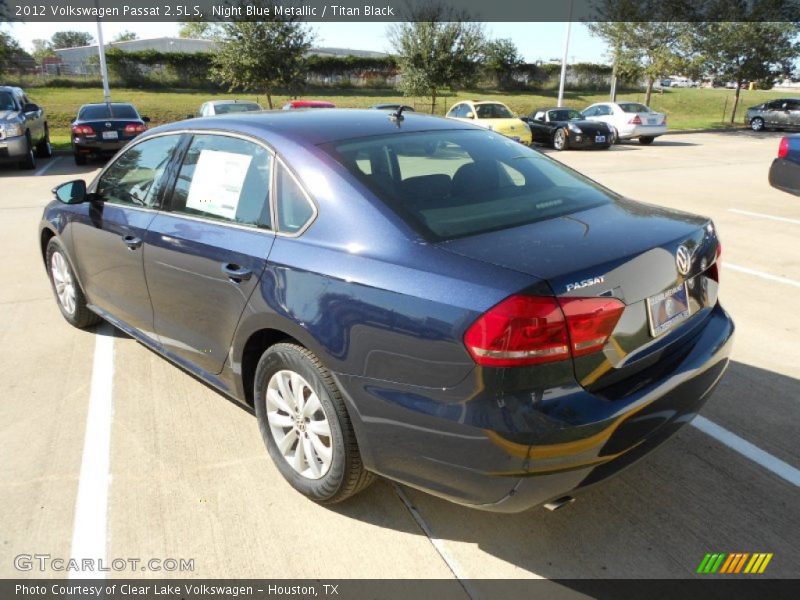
left=29, top=85, right=798, bottom=151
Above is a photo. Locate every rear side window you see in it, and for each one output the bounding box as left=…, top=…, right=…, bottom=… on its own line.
left=97, top=135, right=184, bottom=208
left=326, top=130, right=612, bottom=240
left=169, top=134, right=272, bottom=228
left=276, top=162, right=315, bottom=234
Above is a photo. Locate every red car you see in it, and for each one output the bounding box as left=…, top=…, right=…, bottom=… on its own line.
left=282, top=100, right=336, bottom=110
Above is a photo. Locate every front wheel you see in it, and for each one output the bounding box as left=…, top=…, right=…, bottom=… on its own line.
left=639, top=136, right=655, bottom=145
left=254, top=343, right=374, bottom=504
left=553, top=128, right=569, bottom=151
left=46, top=238, right=102, bottom=329
left=750, top=117, right=764, bottom=132
left=18, top=134, right=36, bottom=170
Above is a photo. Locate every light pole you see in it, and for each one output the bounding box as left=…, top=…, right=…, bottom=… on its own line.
left=95, top=1, right=111, bottom=103
left=557, top=0, right=574, bottom=107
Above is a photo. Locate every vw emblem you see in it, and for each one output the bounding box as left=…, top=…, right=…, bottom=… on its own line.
left=675, top=245, right=692, bottom=276
left=105, top=122, right=111, bottom=128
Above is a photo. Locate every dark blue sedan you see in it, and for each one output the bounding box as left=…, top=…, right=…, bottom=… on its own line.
left=769, top=135, right=800, bottom=195
left=40, top=110, right=733, bottom=511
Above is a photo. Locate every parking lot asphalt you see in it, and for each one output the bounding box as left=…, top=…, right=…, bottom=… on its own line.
left=1, top=131, right=798, bottom=586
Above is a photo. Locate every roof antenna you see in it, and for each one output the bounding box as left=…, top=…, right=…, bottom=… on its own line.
left=389, top=105, right=406, bottom=123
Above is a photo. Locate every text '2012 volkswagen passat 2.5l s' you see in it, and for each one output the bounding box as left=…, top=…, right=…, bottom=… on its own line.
left=40, top=109, right=733, bottom=512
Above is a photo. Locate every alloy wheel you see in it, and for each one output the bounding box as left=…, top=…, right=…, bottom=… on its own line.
left=51, top=251, right=76, bottom=315
left=266, top=369, right=333, bottom=479
left=751, top=118, right=764, bottom=132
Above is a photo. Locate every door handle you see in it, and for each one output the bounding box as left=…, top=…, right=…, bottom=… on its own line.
left=122, top=234, right=142, bottom=250
left=222, top=263, right=252, bottom=283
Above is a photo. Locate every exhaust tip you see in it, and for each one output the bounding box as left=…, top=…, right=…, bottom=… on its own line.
left=544, top=495, right=575, bottom=512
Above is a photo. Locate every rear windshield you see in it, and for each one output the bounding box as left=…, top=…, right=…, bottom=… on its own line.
left=325, top=130, right=612, bottom=240
left=475, top=103, right=514, bottom=119
left=618, top=103, right=651, bottom=114
left=79, top=104, right=139, bottom=120
left=214, top=103, right=261, bottom=114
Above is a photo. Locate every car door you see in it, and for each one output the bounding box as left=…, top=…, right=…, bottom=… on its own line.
left=71, top=133, right=186, bottom=334
left=528, top=111, right=549, bottom=143
left=785, top=100, right=800, bottom=129
left=144, top=132, right=276, bottom=375
left=764, top=101, right=784, bottom=127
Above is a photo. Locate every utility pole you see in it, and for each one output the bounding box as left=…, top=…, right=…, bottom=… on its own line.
left=557, top=0, right=574, bottom=107
left=95, top=1, right=111, bottom=103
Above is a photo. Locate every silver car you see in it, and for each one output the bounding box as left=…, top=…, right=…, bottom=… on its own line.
left=746, top=99, right=800, bottom=132
left=0, top=86, right=52, bottom=170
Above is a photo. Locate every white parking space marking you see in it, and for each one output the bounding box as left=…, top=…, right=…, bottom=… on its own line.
left=728, top=208, right=800, bottom=227
left=34, top=157, right=61, bottom=177
left=725, top=263, right=800, bottom=288
left=692, top=416, right=800, bottom=487
left=69, top=323, right=115, bottom=579
left=393, top=484, right=482, bottom=597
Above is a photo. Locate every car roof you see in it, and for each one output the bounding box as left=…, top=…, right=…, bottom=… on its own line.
left=150, top=109, right=481, bottom=146
left=80, top=102, right=136, bottom=108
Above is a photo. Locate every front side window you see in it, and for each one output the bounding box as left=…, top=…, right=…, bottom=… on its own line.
left=169, top=134, right=272, bottom=228
left=96, top=134, right=184, bottom=208
left=326, top=130, right=612, bottom=240
left=0, top=91, right=16, bottom=111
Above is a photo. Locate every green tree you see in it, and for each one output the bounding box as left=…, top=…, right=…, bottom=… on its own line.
left=388, top=6, right=485, bottom=113
left=178, top=22, right=220, bottom=40
left=51, top=30, right=94, bottom=49
left=211, top=19, right=315, bottom=109
left=1, top=30, right=28, bottom=77
left=693, top=22, right=800, bottom=123
left=31, top=39, right=55, bottom=63
left=484, top=38, right=524, bottom=90
left=113, top=30, right=139, bottom=43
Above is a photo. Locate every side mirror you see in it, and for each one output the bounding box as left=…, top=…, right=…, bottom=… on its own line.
left=23, top=103, right=40, bottom=113
left=142, top=116, right=151, bottom=123
left=53, top=180, right=87, bottom=204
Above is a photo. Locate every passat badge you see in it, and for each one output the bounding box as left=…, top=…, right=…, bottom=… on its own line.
left=676, top=245, right=692, bottom=276
left=566, top=276, right=604, bottom=292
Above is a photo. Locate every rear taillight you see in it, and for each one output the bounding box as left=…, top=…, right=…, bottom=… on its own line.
left=72, top=125, right=95, bottom=135
left=464, top=295, right=625, bottom=367
left=778, top=137, right=789, bottom=159
left=629, top=115, right=642, bottom=125
left=125, top=123, right=146, bottom=133
left=708, top=242, right=722, bottom=283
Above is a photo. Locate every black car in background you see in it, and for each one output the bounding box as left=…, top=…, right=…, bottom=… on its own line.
left=71, top=103, right=149, bottom=165
left=769, top=135, right=800, bottom=195
left=522, top=107, right=612, bottom=151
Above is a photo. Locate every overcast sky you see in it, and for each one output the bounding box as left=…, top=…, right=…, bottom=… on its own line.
left=5, top=21, right=608, bottom=64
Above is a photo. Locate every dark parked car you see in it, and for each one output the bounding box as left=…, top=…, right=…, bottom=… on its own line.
left=522, top=107, right=612, bottom=150
left=0, top=85, right=51, bottom=170
left=370, top=103, right=416, bottom=112
left=40, top=110, right=733, bottom=511
left=746, top=98, right=800, bottom=132
left=769, top=135, right=800, bottom=194
left=71, top=102, right=149, bottom=165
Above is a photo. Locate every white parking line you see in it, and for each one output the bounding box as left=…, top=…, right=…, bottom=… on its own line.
left=69, top=323, right=115, bottom=579
left=725, top=263, right=800, bottom=288
left=692, top=416, right=800, bottom=487
left=728, top=208, right=800, bottom=226
left=34, top=157, right=61, bottom=177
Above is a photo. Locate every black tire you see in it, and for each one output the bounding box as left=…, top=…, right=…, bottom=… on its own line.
left=18, top=133, right=37, bottom=170
left=36, top=126, right=53, bottom=158
left=254, top=343, right=374, bottom=504
left=750, top=117, right=764, bottom=132
left=45, top=238, right=102, bottom=329
left=639, top=136, right=655, bottom=145
left=74, top=152, right=87, bottom=166
left=609, top=127, right=619, bottom=144
left=553, top=128, right=569, bottom=151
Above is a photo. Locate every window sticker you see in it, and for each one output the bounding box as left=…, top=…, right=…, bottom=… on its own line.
left=185, top=149, right=252, bottom=220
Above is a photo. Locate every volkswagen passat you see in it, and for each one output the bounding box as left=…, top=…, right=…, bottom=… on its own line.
left=40, top=110, right=733, bottom=511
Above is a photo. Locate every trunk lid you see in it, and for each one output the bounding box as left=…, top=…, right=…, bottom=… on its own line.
left=440, top=198, right=721, bottom=391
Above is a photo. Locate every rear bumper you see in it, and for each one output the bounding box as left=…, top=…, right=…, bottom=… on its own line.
left=0, top=135, right=28, bottom=162
left=338, top=302, right=734, bottom=512
left=768, top=158, right=800, bottom=195
left=618, top=124, right=667, bottom=139
left=73, top=137, right=130, bottom=154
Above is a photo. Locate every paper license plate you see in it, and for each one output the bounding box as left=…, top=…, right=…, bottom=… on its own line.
left=646, top=282, right=691, bottom=337
left=647, top=118, right=656, bottom=125
left=595, top=135, right=606, bottom=143
left=102, top=131, right=118, bottom=140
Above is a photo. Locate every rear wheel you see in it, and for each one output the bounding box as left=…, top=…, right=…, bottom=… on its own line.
left=639, top=136, right=655, bottom=145
left=254, top=343, right=374, bottom=504
left=45, top=238, right=102, bottom=329
left=36, top=126, right=53, bottom=158
left=553, top=128, right=569, bottom=151
left=18, top=134, right=36, bottom=170
left=750, top=117, right=764, bottom=132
